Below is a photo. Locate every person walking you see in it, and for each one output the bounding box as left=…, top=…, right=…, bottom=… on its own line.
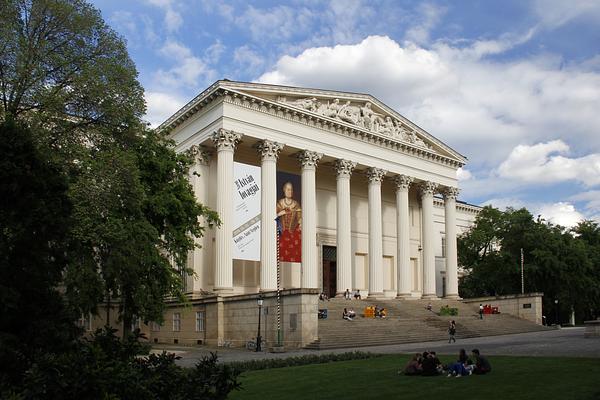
left=479, top=304, right=484, bottom=319
left=448, top=320, right=457, bottom=343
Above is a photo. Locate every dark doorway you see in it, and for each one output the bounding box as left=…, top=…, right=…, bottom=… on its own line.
left=322, top=246, right=337, bottom=298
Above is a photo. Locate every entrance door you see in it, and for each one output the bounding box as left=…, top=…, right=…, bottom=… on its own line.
left=322, top=246, right=337, bottom=297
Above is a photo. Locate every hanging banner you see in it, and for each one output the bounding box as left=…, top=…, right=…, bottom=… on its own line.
left=276, top=171, right=302, bottom=263
left=233, top=162, right=261, bottom=261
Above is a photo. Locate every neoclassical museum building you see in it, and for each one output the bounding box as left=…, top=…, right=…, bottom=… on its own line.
left=97, top=80, right=481, bottom=348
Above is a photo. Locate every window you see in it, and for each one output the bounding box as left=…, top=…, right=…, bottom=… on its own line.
left=77, top=313, right=92, bottom=331
left=195, top=311, right=205, bottom=332
left=150, top=321, right=161, bottom=332
left=173, top=313, right=181, bottom=332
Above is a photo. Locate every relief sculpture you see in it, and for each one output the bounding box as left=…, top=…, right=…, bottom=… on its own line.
left=278, top=96, right=431, bottom=149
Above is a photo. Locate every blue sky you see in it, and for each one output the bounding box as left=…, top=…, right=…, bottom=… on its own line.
left=91, top=0, right=600, bottom=226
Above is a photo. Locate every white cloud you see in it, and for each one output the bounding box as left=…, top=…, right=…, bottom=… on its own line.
left=456, top=167, right=473, bottom=181
left=257, top=35, right=600, bottom=171
left=153, top=40, right=213, bottom=89
left=481, top=197, right=527, bottom=210
left=144, top=91, right=186, bottom=128
left=233, top=46, right=264, bottom=74
left=532, top=0, right=600, bottom=29
left=145, top=0, right=182, bottom=33
left=497, top=140, right=600, bottom=187
left=537, top=202, right=585, bottom=228
left=404, top=3, right=446, bottom=45
left=569, top=190, right=600, bottom=218
left=205, top=40, right=226, bottom=62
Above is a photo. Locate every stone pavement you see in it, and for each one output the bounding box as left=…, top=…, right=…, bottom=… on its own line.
left=151, top=327, right=600, bottom=367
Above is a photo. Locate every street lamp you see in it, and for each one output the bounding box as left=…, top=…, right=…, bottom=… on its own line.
left=256, top=296, right=264, bottom=352
left=554, top=299, right=559, bottom=326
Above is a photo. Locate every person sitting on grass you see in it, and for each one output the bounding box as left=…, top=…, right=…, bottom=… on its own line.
left=447, top=348, right=473, bottom=377
left=342, top=308, right=353, bottom=321
left=429, top=351, right=443, bottom=374
left=348, top=308, right=356, bottom=319
left=420, top=352, right=440, bottom=376
left=402, top=353, right=422, bottom=376
left=471, top=349, right=491, bottom=374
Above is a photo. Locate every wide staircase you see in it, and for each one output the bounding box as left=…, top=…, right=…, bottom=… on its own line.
left=304, top=298, right=551, bottom=350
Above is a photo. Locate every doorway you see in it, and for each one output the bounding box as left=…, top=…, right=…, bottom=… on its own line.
left=322, top=246, right=337, bottom=298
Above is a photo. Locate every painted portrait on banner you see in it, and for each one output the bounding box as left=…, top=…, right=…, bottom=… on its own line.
left=276, top=171, right=302, bottom=263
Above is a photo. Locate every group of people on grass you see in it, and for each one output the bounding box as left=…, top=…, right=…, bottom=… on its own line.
left=403, top=349, right=491, bottom=377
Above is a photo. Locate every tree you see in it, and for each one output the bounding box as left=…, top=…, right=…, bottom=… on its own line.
left=0, top=119, right=78, bottom=388
left=458, top=206, right=600, bottom=323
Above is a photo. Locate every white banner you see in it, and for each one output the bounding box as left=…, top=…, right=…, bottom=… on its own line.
left=232, top=162, right=261, bottom=261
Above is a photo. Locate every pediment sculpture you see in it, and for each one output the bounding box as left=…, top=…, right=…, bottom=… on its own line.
left=276, top=96, right=430, bottom=149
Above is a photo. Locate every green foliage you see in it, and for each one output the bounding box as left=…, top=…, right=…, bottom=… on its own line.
left=439, top=305, right=458, bottom=316
left=227, top=351, right=381, bottom=372
left=458, top=206, right=600, bottom=323
left=6, top=328, right=240, bottom=400
left=0, top=119, right=79, bottom=389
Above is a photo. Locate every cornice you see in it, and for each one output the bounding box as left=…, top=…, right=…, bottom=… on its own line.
left=158, top=80, right=467, bottom=169
left=433, top=197, right=482, bottom=214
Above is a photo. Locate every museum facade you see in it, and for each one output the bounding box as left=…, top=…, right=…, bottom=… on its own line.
left=94, top=80, right=481, bottom=348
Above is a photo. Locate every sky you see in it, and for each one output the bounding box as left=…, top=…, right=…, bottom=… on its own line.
left=90, top=0, right=600, bottom=227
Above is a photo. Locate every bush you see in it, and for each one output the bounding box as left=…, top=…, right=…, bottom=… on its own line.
left=440, top=306, right=459, bottom=316
left=228, top=351, right=381, bottom=372
left=4, top=328, right=240, bottom=400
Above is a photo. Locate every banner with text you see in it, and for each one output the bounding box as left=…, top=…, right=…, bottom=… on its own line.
left=233, top=162, right=261, bottom=261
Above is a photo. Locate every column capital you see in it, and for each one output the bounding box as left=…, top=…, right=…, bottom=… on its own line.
left=394, top=174, right=414, bottom=191
left=442, top=186, right=460, bottom=200
left=334, top=159, right=357, bottom=178
left=211, top=128, right=242, bottom=151
left=366, top=167, right=386, bottom=183
left=419, top=181, right=438, bottom=197
left=256, top=139, right=284, bottom=161
left=297, top=150, right=323, bottom=168
left=188, top=144, right=212, bottom=165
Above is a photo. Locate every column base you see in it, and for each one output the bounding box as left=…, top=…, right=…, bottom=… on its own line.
left=367, top=292, right=385, bottom=300
left=396, top=293, right=414, bottom=299
left=421, top=294, right=440, bottom=300
left=444, top=294, right=462, bottom=300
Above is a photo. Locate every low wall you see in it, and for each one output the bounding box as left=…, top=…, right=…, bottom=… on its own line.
left=463, top=293, right=544, bottom=325
left=92, top=288, right=319, bottom=350
left=584, top=319, right=600, bottom=338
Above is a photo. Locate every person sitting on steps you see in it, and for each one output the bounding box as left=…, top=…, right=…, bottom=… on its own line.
left=344, top=288, right=351, bottom=300
left=319, top=292, right=329, bottom=301
left=342, top=307, right=353, bottom=321
left=348, top=308, right=356, bottom=319
left=353, top=290, right=362, bottom=299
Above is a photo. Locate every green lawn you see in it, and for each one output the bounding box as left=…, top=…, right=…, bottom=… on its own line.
left=229, top=354, right=600, bottom=400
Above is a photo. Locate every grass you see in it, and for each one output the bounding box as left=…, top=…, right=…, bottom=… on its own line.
left=229, top=354, right=600, bottom=400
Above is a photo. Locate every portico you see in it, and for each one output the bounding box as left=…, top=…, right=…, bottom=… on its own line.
left=167, top=80, right=467, bottom=301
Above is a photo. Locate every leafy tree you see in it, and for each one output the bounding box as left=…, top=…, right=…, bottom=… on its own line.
left=0, top=119, right=78, bottom=388
left=458, top=206, right=600, bottom=323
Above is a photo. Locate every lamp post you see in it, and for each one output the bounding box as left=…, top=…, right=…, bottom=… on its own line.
left=554, top=299, right=559, bottom=326
left=256, top=296, right=264, bottom=352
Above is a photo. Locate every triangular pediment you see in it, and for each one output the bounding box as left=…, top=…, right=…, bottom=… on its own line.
left=159, top=80, right=467, bottom=165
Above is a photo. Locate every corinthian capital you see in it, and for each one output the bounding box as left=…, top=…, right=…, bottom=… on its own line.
left=442, top=186, right=460, bottom=200
left=256, top=140, right=284, bottom=161
left=334, top=159, right=357, bottom=178
left=366, top=167, right=386, bottom=183
left=297, top=150, right=323, bottom=168
left=394, top=174, right=413, bottom=191
left=188, top=145, right=212, bottom=165
left=419, top=181, right=438, bottom=197
left=211, top=129, right=242, bottom=151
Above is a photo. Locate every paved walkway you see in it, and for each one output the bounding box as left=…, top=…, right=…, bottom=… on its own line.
left=151, top=327, right=600, bottom=367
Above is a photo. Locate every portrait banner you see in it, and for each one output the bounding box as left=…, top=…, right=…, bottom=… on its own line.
left=276, top=171, right=302, bottom=263
left=233, top=162, right=261, bottom=261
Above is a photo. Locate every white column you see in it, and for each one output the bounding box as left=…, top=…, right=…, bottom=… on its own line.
left=256, top=140, right=284, bottom=291
left=419, top=181, right=438, bottom=299
left=298, top=150, right=322, bottom=288
left=211, top=129, right=242, bottom=293
left=334, top=159, right=356, bottom=296
left=367, top=167, right=386, bottom=298
left=188, top=145, right=212, bottom=293
left=443, top=187, right=460, bottom=299
left=394, top=175, right=413, bottom=298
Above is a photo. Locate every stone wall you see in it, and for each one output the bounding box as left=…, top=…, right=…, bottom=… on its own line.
left=463, top=293, right=544, bottom=325
left=92, top=288, right=319, bottom=349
